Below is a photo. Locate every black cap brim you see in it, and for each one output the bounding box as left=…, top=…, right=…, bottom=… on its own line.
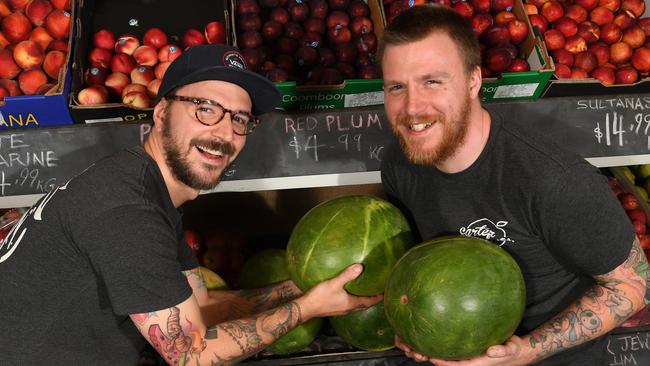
left=155, top=66, right=281, bottom=116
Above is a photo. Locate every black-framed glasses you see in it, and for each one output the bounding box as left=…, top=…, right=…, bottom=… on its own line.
left=165, top=95, right=260, bottom=135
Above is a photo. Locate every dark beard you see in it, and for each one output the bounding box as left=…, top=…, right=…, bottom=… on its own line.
left=161, top=112, right=235, bottom=190
left=392, top=92, right=472, bottom=167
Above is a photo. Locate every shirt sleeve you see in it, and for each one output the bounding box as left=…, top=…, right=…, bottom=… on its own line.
left=78, top=205, right=193, bottom=315
left=537, top=163, right=635, bottom=275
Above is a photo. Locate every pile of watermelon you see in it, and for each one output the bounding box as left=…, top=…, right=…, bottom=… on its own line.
left=233, top=195, right=527, bottom=360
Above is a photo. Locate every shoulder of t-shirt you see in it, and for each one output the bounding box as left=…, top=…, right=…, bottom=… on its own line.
left=490, top=110, right=589, bottom=175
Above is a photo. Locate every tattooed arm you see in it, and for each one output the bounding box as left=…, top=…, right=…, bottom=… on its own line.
left=183, top=267, right=302, bottom=325
left=396, top=237, right=650, bottom=366
left=132, top=264, right=383, bottom=365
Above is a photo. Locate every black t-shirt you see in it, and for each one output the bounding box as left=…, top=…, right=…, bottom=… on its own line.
left=381, top=111, right=635, bottom=365
left=0, top=146, right=198, bottom=365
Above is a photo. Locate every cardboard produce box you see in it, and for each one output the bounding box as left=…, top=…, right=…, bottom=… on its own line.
left=231, top=0, right=386, bottom=111
left=381, top=0, right=554, bottom=102
left=0, top=0, right=76, bottom=129
left=68, top=0, right=230, bottom=124
left=542, top=6, right=650, bottom=98
left=479, top=0, right=555, bottom=102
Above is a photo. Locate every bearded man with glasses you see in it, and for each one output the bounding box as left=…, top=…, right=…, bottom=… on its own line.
left=0, top=45, right=382, bottom=365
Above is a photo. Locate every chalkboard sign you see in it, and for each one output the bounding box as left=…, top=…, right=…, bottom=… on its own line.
left=0, top=123, right=144, bottom=197
left=605, top=328, right=650, bottom=366
left=221, top=106, right=394, bottom=181
left=2, top=95, right=650, bottom=202
left=487, top=95, right=650, bottom=158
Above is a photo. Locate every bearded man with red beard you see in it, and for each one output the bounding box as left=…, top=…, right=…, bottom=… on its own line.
left=379, top=4, right=649, bottom=366
left=0, top=45, right=382, bottom=365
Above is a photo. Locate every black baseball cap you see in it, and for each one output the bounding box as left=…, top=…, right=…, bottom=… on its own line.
left=155, top=44, right=281, bottom=115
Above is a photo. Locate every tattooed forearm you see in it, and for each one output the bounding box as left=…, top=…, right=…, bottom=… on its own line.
left=261, top=301, right=302, bottom=338
left=527, top=237, right=648, bottom=363
left=626, top=237, right=650, bottom=304
left=234, top=280, right=302, bottom=313
left=215, top=301, right=303, bottom=361
left=219, top=319, right=263, bottom=354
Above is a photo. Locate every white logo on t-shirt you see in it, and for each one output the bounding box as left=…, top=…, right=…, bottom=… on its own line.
left=0, top=182, right=68, bottom=263
left=459, top=218, right=515, bottom=247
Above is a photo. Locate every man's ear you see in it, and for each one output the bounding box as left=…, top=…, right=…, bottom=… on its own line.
left=468, top=65, right=482, bottom=99
left=152, top=98, right=168, bottom=131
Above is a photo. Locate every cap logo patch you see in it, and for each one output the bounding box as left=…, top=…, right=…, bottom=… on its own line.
left=223, top=51, right=247, bottom=70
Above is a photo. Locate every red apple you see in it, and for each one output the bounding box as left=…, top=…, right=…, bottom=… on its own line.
left=158, top=44, right=182, bottom=63
left=610, top=41, right=633, bottom=63
left=599, top=0, right=621, bottom=12
left=541, top=1, right=564, bottom=23
left=2, top=11, right=32, bottom=42
left=529, top=14, right=549, bottom=33
left=574, top=50, right=597, bottom=72
left=631, top=46, right=650, bottom=72
left=130, top=65, right=154, bottom=86
left=507, top=58, right=530, bottom=72
left=600, top=23, right=622, bottom=44
left=88, top=47, right=112, bottom=69
left=205, top=21, right=226, bottom=44
left=181, top=28, right=206, bottom=49
left=115, top=34, right=140, bottom=55
left=42, top=49, right=66, bottom=79
left=565, top=4, right=589, bottom=23
left=578, top=21, right=601, bottom=44
left=589, top=41, right=611, bottom=65
left=591, top=65, right=616, bottom=84
left=18, top=68, right=48, bottom=95
left=93, top=29, right=115, bottom=51
left=77, top=84, right=109, bottom=104
left=570, top=66, right=590, bottom=78
left=25, top=0, right=53, bottom=27
left=564, top=35, right=588, bottom=53
left=44, top=9, right=70, bottom=40
left=554, top=62, right=572, bottom=77
left=554, top=17, right=578, bottom=37
left=122, top=90, right=151, bottom=108
left=142, top=27, right=168, bottom=50
left=544, top=29, right=567, bottom=50
left=110, top=52, right=136, bottom=74
left=104, top=72, right=130, bottom=97
left=620, top=193, right=640, bottom=210
left=621, top=0, right=645, bottom=19
left=454, top=2, right=475, bottom=18
left=84, top=66, right=108, bottom=86
left=507, top=19, right=529, bottom=44
left=133, top=45, right=159, bottom=67
left=589, top=6, right=615, bottom=26
left=13, top=40, right=44, bottom=69
left=622, top=26, right=647, bottom=49
left=552, top=48, right=575, bottom=66
left=154, top=61, right=171, bottom=79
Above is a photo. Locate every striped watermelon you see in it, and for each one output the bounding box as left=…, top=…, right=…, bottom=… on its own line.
left=384, top=236, right=526, bottom=360
left=286, top=195, right=414, bottom=295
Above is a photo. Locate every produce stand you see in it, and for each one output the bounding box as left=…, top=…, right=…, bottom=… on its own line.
left=1, top=0, right=650, bottom=365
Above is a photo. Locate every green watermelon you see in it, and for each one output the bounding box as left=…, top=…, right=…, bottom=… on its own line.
left=238, top=249, right=288, bottom=289
left=329, top=303, right=395, bottom=352
left=266, top=317, right=324, bottom=355
left=286, top=195, right=413, bottom=296
left=238, top=248, right=323, bottom=355
left=384, top=236, right=526, bottom=360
